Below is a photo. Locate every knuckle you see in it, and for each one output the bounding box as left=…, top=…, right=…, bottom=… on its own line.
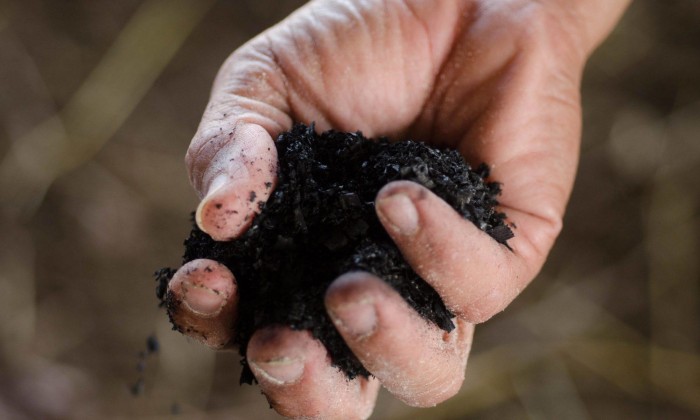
left=185, top=119, right=240, bottom=193
left=522, top=207, right=565, bottom=270
left=540, top=212, right=564, bottom=246
left=460, top=283, right=513, bottom=324
left=463, top=303, right=500, bottom=323
left=187, top=121, right=235, bottom=167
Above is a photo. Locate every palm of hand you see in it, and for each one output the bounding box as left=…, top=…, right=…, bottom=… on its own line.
left=172, top=0, right=586, bottom=418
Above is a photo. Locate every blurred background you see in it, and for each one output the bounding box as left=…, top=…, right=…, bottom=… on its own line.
left=0, top=0, right=698, bottom=418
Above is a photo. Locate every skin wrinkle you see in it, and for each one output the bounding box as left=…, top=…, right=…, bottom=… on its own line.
left=249, top=327, right=378, bottom=419
left=189, top=49, right=289, bottom=190
left=339, top=277, right=471, bottom=406
left=232, top=110, right=290, bottom=141
left=516, top=166, right=571, bottom=209
left=238, top=43, right=292, bottom=111
left=490, top=135, right=573, bottom=183
left=167, top=0, right=631, bottom=415
left=372, top=341, right=465, bottom=406
left=511, top=143, right=568, bottom=190
left=188, top=122, right=244, bottom=194
left=414, top=363, right=465, bottom=405
left=540, top=68, right=583, bottom=111
left=185, top=136, right=220, bottom=194
left=401, top=1, right=434, bottom=71
left=275, top=23, right=327, bottom=127
left=454, top=67, right=576, bottom=272
left=258, top=37, right=296, bottom=126
left=485, top=79, right=577, bottom=162
left=467, top=282, right=511, bottom=322
left=418, top=2, right=476, bottom=142
left=470, top=110, right=573, bottom=185
left=456, top=5, right=579, bottom=162
left=545, top=0, right=589, bottom=56
left=406, top=190, right=521, bottom=321
left=189, top=124, right=279, bottom=239
left=388, top=182, right=512, bottom=321
left=453, top=51, right=521, bottom=146
left=200, top=153, right=250, bottom=196
left=218, top=94, right=290, bottom=129
left=392, top=6, right=426, bottom=135
left=304, top=7, right=331, bottom=110
left=316, top=1, right=371, bottom=129
left=338, top=2, right=392, bottom=130
left=442, top=53, right=519, bottom=153
left=504, top=206, right=563, bottom=265
left=274, top=0, right=438, bottom=133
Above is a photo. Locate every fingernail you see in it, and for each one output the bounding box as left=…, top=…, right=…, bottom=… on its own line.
left=376, top=193, right=419, bottom=235
left=328, top=299, right=377, bottom=339
left=205, top=174, right=230, bottom=199
left=181, top=281, right=225, bottom=316
left=195, top=177, right=228, bottom=234
left=250, top=357, right=304, bottom=385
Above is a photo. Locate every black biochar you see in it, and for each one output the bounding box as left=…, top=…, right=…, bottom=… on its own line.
left=156, top=123, right=513, bottom=383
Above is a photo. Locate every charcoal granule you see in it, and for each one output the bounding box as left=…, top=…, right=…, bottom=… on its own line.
left=156, top=123, right=513, bottom=383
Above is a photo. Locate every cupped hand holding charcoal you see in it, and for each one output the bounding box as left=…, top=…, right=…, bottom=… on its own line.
left=164, top=0, right=629, bottom=418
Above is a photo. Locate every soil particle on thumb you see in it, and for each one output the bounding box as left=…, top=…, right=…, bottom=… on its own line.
left=156, top=123, right=513, bottom=383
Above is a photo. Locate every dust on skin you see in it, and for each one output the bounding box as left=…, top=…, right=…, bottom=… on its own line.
left=157, top=123, right=513, bottom=383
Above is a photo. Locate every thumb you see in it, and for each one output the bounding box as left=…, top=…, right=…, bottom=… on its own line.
left=185, top=39, right=291, bottom=241
left=189, top=122, right=276, bottom=241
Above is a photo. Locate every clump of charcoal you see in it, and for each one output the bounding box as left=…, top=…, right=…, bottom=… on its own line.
left=156, top=123, right=513, bottom=383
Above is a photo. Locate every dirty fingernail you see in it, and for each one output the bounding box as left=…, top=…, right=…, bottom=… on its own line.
left=376, top=193, right=419, bottom=235
left=329, top=299, right=377, bottom=339
left=250, top=357, right=304, bottom=385
left=195, top=178, right=228, bottom=235
left=181, top=282, right=225, bottom=316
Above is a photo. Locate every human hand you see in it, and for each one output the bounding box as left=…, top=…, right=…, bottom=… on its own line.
left=167, top=0, right=630, bottom=418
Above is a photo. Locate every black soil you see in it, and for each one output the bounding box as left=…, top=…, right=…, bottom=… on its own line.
left=157, top=123, right=513, bottom=383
